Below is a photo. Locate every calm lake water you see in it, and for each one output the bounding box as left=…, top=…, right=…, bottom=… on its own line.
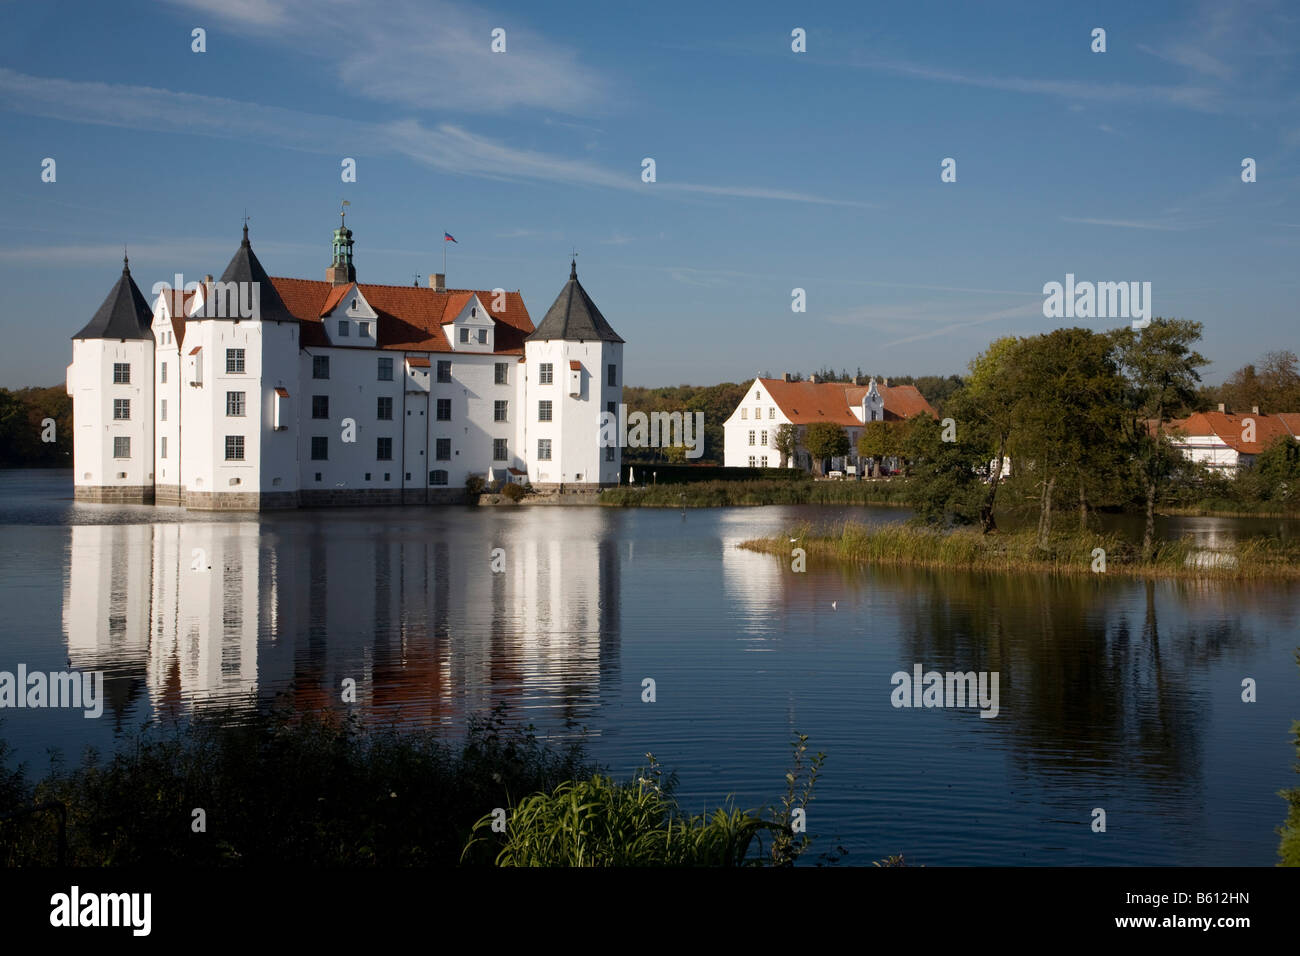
left=1, top=469, right=1297, bottom=866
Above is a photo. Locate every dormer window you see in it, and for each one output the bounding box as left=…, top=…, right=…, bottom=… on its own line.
left=359, top=322, right=370, bottom=337
left=459, top=328, right=469, bottom=344
left=338, top=320, right=349, bottom=337
left=471, top=307, right=477, bottom=318
left=351, top=298, right=357, bottom=311
left=476, top=329, right=487, bottom=344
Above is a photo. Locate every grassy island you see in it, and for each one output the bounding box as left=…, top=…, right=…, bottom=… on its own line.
left=741, top=520, right=1300, bottom=580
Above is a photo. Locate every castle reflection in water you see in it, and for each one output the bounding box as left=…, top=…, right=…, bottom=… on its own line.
left=61, top=520, right=622, bottom=728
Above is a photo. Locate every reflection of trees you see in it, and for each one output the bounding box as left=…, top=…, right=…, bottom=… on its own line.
left=873, top=567, right=1255, bottom=786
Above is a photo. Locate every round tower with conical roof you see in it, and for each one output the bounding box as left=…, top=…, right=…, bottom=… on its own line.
left=175, top=225, right=301, bottom=509
left=523, top=259, right=624, bottom=488
left=66, top=254, right=157, bottom=502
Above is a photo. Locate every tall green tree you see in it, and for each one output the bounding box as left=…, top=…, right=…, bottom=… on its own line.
left=803, top=423, right=849, bottom=476
left=857, top=420, right=904, bottom=477
left=774, top=424, right=798, bottom=469
left=902, top=413, right=983, bottom=525
left=959, top=337, right=1026, bottom=533
left=1010, top=329, right=1127, bottom=546
left=1111, top=318, right=1209, bottom=558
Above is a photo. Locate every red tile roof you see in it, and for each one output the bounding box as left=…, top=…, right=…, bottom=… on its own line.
left=1165, top=411, right=1299, bottom=454
left=569, top=360, right=582, bottom=370
left=269, top=277, right=533, bottom=354
left=757, top=379, right=937, bottom=426
left=319, top=283, right=353, bottom=317
left=406, top=356, right=431, bottom=368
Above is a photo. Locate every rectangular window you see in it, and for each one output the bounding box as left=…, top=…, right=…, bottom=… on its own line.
left=749, top=456, right=757, bottom=468
left=607, top=363, right=617, bottom=387
left=495, top=362, right=509, bottom=385
left=113, top=363, right=130, bottom=384
left=312, top=395, right=329, bottom=419
left=376, top=437, right=393, bottom=461
left=494, top=400, right=508, bottom=422
left=430, top=469, right=448, bottom=486
left=748, top=430, right=755, bottom=446
left=113, top=436, right=130, bottom=458
left=493, top=438, right=508, bottom=461
left=377, top=396, right=393, bottom=420
left=607, top=401, right=617, bottom=418
left=436, top=360, right=452, bottom=383
left=160, top=362, right=167, bottom=384
left=769, top=408, right=775, bottom=420
left=538, top=400, right=552, bottom=422
left=741, top=408, right=747, bottom=419
left=311, top=436, right=328, bottom=461
left=605, top=446, right=615, bottom=462
left=378, top=357, right=393, bottom=381
left=538, top=438, right=552, bottom=461
left=338, top=320, right=349, bottom=337
left=226, top=349, right=245, bottom=374
left=313, top=355, right=329, bottom=379
left=760, top=430, right=767, bottom=447
left=476, top=328, right=487, bottom=344
left=436, top=398, right=451, bottom=421
left=225, top=435, right=245, bottom=461
left=160, top=399, right=167, bottom=422
left=160, top=436, right=167, bottom=459
left=539, top=362, right=553, bottom=384
left=226, top=391, right=246, bottom=417
left=359, top=322, right=370, bottom=337
left=435, top=438, right=451, bottom=461
left=113, top=398, right=130, bottom=420
left=459, top=327, right=469, bottom=344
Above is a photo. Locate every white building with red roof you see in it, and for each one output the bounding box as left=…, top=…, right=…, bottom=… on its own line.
left=722, top=375, right=936, bottom=474
left=67, top=216, right=623, bottom=509
left=1161, top=407, right=1300, bottom=476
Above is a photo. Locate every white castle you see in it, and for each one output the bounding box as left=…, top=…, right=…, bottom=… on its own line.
left=66, top=218, right=625, bottom=508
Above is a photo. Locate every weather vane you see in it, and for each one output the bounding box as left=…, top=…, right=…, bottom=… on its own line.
left=340, top=199, right=350, bottom=227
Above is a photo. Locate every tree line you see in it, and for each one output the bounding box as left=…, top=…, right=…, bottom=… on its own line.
left=0, top=386, right=72, bottom=468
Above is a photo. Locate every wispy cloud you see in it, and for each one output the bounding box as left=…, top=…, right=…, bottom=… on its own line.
left=0, top=69, right=869, bottom=208
left=1060, top=216, right=1195, bottom=232
left=160, top=0, right=607, bottom=116
left=0, top=238, right=313, bottom=264
left=842, top=55, right=1226, bottom=112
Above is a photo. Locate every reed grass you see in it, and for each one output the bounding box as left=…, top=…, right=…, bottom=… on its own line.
left=741, top=520, right=1300, bottom=579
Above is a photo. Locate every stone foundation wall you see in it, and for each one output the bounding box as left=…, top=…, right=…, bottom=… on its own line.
left=155, top=484, right=183, bottom=506
left=77, top=485, right=473, bottom=510
left=298, top=487, right=468, bottom=508
left=182, top=490, right=301, bottom=511
left=74, top=485, right=155, bottom=504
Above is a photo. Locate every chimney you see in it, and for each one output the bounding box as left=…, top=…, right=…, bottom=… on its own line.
left=782, top=372, right=791, bottom=382
left=882, top=377, right=889, bottom=387
left=809, top=374, right=819, bottom=384
left=429, top=273, right=446, bottom=292
left=1217, top=403, right=1226, bottom=413
left=203, top=274, right=213, bottom=284
left=1252, top=405, right=1260, bottom=415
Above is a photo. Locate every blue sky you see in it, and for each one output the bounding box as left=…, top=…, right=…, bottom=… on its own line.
left=1, top=0, right=1297, bottom=388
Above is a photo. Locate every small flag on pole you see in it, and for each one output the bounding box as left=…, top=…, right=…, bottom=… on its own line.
left=444, top=232, right=457, bottom=243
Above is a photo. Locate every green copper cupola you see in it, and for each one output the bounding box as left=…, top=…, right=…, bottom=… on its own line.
left=326, top=204, right=356, bottom=285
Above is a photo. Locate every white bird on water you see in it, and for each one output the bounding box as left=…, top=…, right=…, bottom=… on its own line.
left=831, top=601, right=837, bottom=610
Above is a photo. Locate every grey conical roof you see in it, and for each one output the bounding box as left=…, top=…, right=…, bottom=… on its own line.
left=526, top=261, right=623, bottom=343
left=72, top=256, right=154, bottom=340
left=213, top=225, right=296, bottom=323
